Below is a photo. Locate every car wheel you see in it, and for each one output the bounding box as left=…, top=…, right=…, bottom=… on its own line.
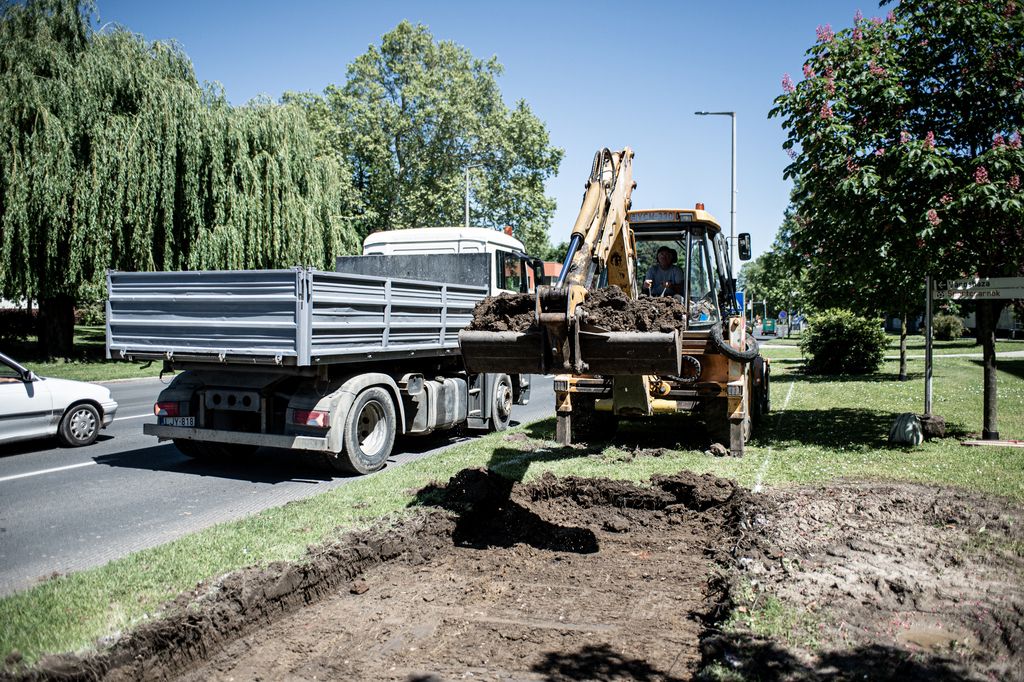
left=58, top=403, right=101, bottom=447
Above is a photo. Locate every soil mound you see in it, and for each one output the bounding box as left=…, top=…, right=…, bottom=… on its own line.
left=6, top=473, right=1023, bottom=682
left=466, top=286, right=687, bottom=333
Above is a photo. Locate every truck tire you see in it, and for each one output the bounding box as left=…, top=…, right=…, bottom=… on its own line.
left=489, top=374, right=513, bottom=432
left=173, top=439, right=258, bottom=460
left=58, top=403, right=100, bottom=447
left=341, top=386, right=397, bottom=475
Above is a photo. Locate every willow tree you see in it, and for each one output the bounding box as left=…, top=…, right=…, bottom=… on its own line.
left=284, top=21, right=563, bottom=256
left=1, top=0, right=359, bottom=357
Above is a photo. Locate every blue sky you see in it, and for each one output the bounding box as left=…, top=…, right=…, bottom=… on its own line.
left=95, top=0, right=881, bottom=262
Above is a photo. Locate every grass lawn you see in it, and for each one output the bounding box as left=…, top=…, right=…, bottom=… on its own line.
left=0, top=326, right=163, bottom=382
left=1, top=343, right=1022, bottom=665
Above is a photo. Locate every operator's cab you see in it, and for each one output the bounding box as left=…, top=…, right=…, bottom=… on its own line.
left=628, top=208, right=739, bottom=330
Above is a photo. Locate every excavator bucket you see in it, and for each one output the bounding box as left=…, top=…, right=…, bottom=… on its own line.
left=458, top=328, right=681, bottom=376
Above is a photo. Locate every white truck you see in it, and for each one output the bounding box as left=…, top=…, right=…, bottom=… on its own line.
left=106, top=228, right=540, bottom=474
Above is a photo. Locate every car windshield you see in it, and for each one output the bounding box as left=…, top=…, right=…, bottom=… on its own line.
left=637, top=230, right=720, bottom=330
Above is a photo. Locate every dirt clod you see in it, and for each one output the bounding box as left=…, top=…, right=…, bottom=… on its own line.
left=467, top=286, right=688, bottom=333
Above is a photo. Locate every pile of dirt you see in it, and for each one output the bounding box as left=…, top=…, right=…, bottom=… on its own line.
left=5, top=471, right=1023, bottom=681
left=466, top=286, right=687, bottom=333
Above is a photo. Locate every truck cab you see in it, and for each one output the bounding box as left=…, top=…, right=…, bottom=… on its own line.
left=361, top=227, right=543, bottom=296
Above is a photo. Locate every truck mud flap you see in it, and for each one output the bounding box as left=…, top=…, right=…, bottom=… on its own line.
left=458, top=329, right=681, bottom=376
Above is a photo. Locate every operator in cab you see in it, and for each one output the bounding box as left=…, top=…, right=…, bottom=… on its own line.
left=642, top=246, right=684, bottom=297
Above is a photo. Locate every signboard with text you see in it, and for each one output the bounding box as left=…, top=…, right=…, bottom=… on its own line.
left=933, top=277, right=1024, bottom=300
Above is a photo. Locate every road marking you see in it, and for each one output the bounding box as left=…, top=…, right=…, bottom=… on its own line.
left=114, top=413, right=154, bottom=422
left=0, top=461, right=96, bottom=483
left=753, top=379, right=796, bottom=494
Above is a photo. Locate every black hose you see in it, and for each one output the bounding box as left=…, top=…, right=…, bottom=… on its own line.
left=710, top=323, right=760, bottom=363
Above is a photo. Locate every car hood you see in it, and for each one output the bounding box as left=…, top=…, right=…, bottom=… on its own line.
left=35, top=376, right=114, bottom=403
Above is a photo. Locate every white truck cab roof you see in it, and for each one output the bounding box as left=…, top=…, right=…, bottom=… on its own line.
left=362, top=227, right=526, bottom=255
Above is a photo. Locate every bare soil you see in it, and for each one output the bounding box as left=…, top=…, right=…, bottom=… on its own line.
left=467, top=286, right=687, bottom=333
left=5, top=448, right=1023, bottom=682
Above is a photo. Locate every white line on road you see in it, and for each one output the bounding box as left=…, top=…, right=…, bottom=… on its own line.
left=753, top=379, right=796, bottom=494
left=0, top=461, right=96, bottom=483
left=114, top=413, right=154, bottom=422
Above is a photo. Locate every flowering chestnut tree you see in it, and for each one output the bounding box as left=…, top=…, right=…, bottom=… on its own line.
left=770, top=0, right=1024, bottom=438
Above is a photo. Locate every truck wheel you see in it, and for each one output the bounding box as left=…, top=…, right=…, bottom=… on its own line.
left=58, top=403, right=100, bottom=447
left=341, top=387, right=396, bottom=475
left=489, top=374, right=513, bottom=432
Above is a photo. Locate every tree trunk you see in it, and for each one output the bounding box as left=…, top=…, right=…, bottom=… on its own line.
left=978, top=299, right=999, bottom=440
left=898, top=302, right=908, bottom=382
left=38, top=294, right=76, bottom=360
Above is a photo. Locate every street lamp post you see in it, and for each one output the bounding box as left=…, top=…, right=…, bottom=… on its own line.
left=465, top=163, right=483, bottom=228
left=694, top=111, right=737, bottom=274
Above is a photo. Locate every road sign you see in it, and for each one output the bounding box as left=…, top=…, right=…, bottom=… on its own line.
left=933, top=277, right=1024, bottom=300
left=735, top=291, right=744, bottom=313
left=778, top=310, right=787, bottom=321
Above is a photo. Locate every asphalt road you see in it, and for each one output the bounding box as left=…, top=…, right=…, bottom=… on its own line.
left=0, top=375, right=555, bottom=596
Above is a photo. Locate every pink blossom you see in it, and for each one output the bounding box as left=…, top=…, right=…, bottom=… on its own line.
left=787, top=149, right=798, bottom=160
left=974, top=166, right=990, bottom=184
left=924, top=131, right=936, bottom=149
left=875, top=148, right=885, bottom=156
left=803, top=64, right=816, bottom=79
left=870, top=61, right=887, bottom=78
left=887, top=10, right=895, bottom=21
left=940, top=194, right=952, bottom=204
left=854, top=9, right=863, bottom=23
left=900, top=130, right=911, bottom=144
left=928, top=209, right=941, bottom=226
left=871, top=17, right=883, bottom=26
left=1009, top=131, right=1021, bottom=149
left=783, top=73, right=796, bottom=93
left=817, top=24, right=834, bottom=43
left=993, top=134, right=1005, bottom=149
left=853, top=26, right=862, bottom=40
left=920, top=40, right=928, bottom=46
left=821, top=103, right=834, bottom=119
left=1009, top=175, right=1020, bottom=190
left=846, top=156, right=858, bottom=173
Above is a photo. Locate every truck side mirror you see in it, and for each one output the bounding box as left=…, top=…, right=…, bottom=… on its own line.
left=738, top=233, right=752, bottom=261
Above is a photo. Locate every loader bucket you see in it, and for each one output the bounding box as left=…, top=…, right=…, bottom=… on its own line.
left=458, top=329, right=681, bottom=376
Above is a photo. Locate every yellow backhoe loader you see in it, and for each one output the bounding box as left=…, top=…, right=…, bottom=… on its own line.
left=459, top=148, right=769, bottom=455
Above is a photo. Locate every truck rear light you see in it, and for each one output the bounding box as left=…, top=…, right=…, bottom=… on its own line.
left=154, top=401, right=180, bottom=417
left=294, top=409, right=329, bottom=427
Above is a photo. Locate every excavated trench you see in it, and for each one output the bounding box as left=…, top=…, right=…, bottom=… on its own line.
left=4, top=460, right=1024, bottom=682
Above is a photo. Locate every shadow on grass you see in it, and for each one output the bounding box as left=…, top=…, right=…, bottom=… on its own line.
left=970, top=356, right=1024, bottom=381
left=702, top=631, right=987, bottom=682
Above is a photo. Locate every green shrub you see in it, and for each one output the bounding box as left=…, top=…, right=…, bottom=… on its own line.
left=799, top=308, right=889, bottom=374
left=75, top=301, right=106, bottom=326
left=931, top=313, right=965, bottom=341
left=0, top=308, right=36, bottom=345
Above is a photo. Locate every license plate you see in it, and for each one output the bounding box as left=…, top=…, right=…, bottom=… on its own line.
left=160, top=416, right=195, bottom=427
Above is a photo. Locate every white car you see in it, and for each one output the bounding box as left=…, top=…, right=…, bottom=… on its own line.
left=0, top=351, right=118, bottom=448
